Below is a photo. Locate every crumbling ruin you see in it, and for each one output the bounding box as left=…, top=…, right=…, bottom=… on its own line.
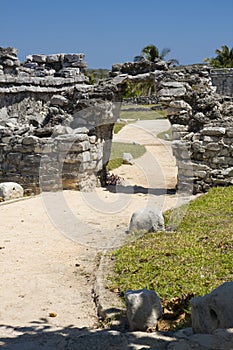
left=113, top=61, right=233, bottom=194
left=0, top=47, right=121, bottom=193
left=0, top=47, right=232, bottom=194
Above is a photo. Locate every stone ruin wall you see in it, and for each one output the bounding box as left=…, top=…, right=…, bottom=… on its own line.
left=155, top=66, right=233, bottom=194
left=113, top=60, right=233, bottom=194
left=0, top=47, right=120, bottom=193
left=210, top=68, right=233, bottom=97
left=0, top=47, right=233, bottom=195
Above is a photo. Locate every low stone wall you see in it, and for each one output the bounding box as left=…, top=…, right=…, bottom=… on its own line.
left=0, top=46, right=88, bottom=79
left=1, top=47, right=233, bottom=195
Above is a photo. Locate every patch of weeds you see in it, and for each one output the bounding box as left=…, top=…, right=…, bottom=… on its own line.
left=107, top=142, right=146, bottom=170
left=109, top=186, right=233, bottom=330
left=107, top=158, right=123, bottom=171
left=113, top=122, right=126, bottom=134
left=157, top=128, right=173, bottom=141
left=110, top=142, right=146, bottom=160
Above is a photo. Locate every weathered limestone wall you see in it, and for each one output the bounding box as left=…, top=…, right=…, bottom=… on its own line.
left=210, top=68, right=233, bottom=97
left=1, top=47, right=232, bottom=195
left=114, top=61, right=233, bottom=194
left=155, top=66, right=233, bottom=194
left=0, top=47, right=120, bottom=193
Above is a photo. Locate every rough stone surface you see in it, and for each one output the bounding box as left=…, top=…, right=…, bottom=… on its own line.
left=1, top=47, right=233, bottom=194
left=128, top=206, right=165, bottom=233
left=0, top=46, right=122, bottom=193
left=211, top=68, right=233, bottom=97
left=0, top=182, right=24, bottom=200
left=111, top=61, right=233, bottom=194
left=125, top=289, right=163, bottom=331
left=191, top=282, right=233, bottom=334
left=122, top=152, right=134, bottom=165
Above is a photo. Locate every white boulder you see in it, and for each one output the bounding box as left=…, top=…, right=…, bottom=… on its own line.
left=122, top=152, right=134, bottom=165
left=191, top=282, right=233, bottom=334
left=128, top=206, right=165, bottom=233
left=0, top=182, right=24, bottom=201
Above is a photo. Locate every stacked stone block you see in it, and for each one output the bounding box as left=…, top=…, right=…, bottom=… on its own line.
left=0, top=46, right=88, bottom=81
left=211, top=68, right=233, bottom=97
left=155, top=65, right=233, bottom=194
left=0, top=47, right=119, bottom=193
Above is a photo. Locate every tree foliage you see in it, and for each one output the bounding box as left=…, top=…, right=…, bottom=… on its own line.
left=204, top=45, right=233, bottom=68
left=134, top=44, right=179, bottom=66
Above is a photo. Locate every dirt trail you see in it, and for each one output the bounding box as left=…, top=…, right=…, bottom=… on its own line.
left=0, top=120, right=193, bottom=342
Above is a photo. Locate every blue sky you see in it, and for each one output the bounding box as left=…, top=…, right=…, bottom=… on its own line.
left=0, top=0, right=232, bottom=68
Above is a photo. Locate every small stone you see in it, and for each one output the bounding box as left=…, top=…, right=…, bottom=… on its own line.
left=49, top=312, right=57, bottom=317
left=201, top=127, right=226, bottom=136
left=122, top=152, right=134, bottom=165
left=46, top=54, right=61, bottom=63
left=32, top=54, right=47, bottom=63
left=50, top=94, right=69, bottom=106
left=125, top=289, right=163, bottom=331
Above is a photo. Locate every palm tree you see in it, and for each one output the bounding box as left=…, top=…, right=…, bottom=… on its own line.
left=134, top=44, right=179, bottom=66
left=204, top=45, right=233, bottom=68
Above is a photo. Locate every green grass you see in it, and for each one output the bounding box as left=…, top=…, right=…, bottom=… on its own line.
left=107, top=142, right=146, bottom=171
left=120, top=109, right=166, bottom=121
left=109, top=186, right=233, bottom=327
left=121, top=104, right=160, bottom=110
left=120, top=104, right=166, bottom=121
left=107, top=158, right=123, bottom=171
left=157, top=127, right=173, bottom=141
left=113, top=122, right=126, bottom=134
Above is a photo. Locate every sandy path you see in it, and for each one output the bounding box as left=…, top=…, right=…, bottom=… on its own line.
left=0, top=119, right=192, bottom=341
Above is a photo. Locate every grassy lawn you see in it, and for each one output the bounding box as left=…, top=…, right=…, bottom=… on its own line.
left=107, top=142, right=146, bottom=171
left=109, top=186, right=233, bottom=329
left=113, top=122, right=126, bottom=134
left=121, top=104, right=160, bottom=110
left=120, top=104, right=166, bottom=121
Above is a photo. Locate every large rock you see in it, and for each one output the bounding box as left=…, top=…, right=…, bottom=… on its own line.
left=125, top=289, right=163, bottom=331
left=191, top=282, right=233, bottom=334
left=128, top=206, right=165, bottom=233
left=0, top=182, right=24, bottom=201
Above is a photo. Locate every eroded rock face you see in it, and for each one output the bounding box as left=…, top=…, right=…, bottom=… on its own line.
left=1, top=47, right=233, bottom=194
left=154, top=65, right=233, bottom=194
left=0, top=47, right=122, bottom=193
left=125, top=289, right=163, bottom=331
left=191, top=282, right=233, bottom=334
